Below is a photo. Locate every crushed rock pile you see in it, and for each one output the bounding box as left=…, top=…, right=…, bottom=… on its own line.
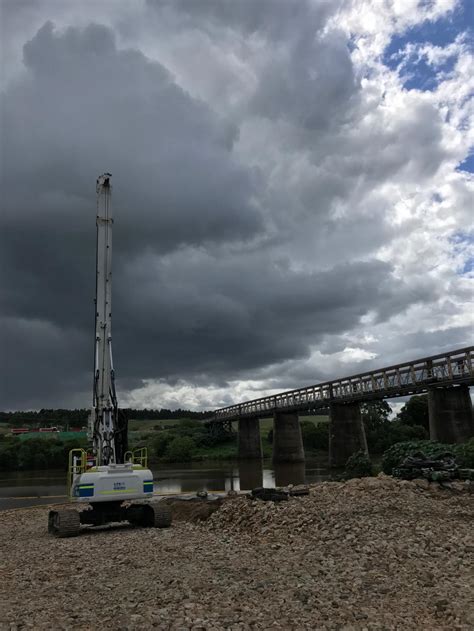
left=1, top=475, right=473, bottom=630
left=205, top=474, right=473, bottom=538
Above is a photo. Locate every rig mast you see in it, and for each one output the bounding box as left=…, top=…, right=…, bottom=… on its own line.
left=92, top=173, right=120, bottom=465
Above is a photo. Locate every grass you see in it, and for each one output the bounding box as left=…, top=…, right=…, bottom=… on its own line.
left=130, top=415, right=328, bottom=432
left=259, top=415, right=328, bottom=439
left=193, top=443, right=238, bottom=461
left=128, top=419, right=192, bottom=431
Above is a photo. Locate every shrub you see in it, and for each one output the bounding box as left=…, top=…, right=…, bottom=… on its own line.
left=177, top=419, right=202, bottom=430
left=450, top=437, right=474, bottom=468
left=165, top=437, right=196, bottom=462
left=344, top=450, right=374, bottom=478
left=198, top=422, right=235, bottom=448
left=153, top=432, right=172, bottom=458
left=0, top=441, right=18, bottom=470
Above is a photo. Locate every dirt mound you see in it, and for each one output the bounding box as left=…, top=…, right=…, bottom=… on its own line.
left=161, top=496, right=222, bottom=522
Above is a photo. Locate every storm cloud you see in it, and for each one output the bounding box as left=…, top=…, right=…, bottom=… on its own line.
left=1, top=0, right=472, bottom=410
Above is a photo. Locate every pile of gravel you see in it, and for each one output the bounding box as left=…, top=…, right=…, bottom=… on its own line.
left=1, top=475, right=473, bottom=629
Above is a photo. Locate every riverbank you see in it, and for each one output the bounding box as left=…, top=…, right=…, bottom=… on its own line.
left=1, top=475, right=473, bottom=629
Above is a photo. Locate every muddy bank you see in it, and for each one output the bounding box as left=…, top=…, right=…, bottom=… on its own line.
left=0, top=475, right=473, bottom=630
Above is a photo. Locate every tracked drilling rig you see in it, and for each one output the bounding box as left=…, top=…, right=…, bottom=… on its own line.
left=48, top=174, right=171, bottom=536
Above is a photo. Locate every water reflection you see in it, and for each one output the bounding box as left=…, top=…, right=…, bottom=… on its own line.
left=274, top=461, right=305, bottom=487
left=0, top=459, right=332, bottom=510
left=239, top=459, right=263, bottom=490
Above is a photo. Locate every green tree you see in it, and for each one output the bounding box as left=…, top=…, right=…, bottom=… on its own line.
left=153, top=432, right=172, bottom=458
left=300, top=421, right=329, bottom=451
left=398, top=395, right=429, bottom=431
left=165, top=437, right=196, bottom=462
left=344, top=450, right=374, bottom=478
left=361, top=400, right=391, bottom=426
left=362, top=400, right=427, bottom=453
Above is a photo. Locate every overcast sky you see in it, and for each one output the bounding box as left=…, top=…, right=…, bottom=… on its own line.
left=1, top=0, right=473, bottom=412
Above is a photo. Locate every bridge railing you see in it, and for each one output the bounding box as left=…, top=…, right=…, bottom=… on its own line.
left=214, top=346, right=473, bottom=421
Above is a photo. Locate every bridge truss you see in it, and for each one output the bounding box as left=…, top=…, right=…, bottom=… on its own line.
left=214, top=346, right=474, bottom=421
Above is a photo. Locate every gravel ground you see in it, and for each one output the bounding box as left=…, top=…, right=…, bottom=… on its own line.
left=0, top=475, right=473, bottom=630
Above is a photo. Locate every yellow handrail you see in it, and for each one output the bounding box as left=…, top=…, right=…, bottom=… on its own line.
left=125, top=447, right=148, bottom=468
left=67, top=448, right=87, bottom=498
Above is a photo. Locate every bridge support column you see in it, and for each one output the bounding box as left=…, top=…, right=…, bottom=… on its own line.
left=428, top=385, right=474, bottom=443
left=272, top=412, right=305, bottom=463
left=329, top=401, right=368, bottom=467
left=238, top=417, right=262, bottom=459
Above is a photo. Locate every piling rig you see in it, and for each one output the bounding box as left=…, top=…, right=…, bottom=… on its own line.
left=48, top=174, right=171, bottom=537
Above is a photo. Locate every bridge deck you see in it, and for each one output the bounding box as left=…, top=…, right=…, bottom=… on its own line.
left=214, top=346, right=474, bottom=421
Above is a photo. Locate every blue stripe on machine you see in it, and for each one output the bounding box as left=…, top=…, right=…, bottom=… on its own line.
left=143, top=481, right=154, bottom=492
left=78, top=485, right=94, bottom=497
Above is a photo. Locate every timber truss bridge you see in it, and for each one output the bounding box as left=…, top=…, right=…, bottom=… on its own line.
left=213, top=346, right=474, bottom=422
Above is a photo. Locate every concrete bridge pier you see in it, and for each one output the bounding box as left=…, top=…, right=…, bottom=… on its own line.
left=272, top=412, right=305, bottom=463
left=238, top=417, right=262, bottom=459
left=428, top=385, right=474, bottom=443
left=329, top=401, right=368, bottom=467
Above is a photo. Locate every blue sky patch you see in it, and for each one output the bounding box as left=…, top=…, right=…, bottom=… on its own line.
left=382, top=0, right=472, bottom=92
left=449, top=232, right=474, bottom=275
left=456, top=152, right=474, bottom=173
left=382, top=0, right=473, bottom=172
left=461, top=256, right=473, bottom=274
left=449, top=232, right=474, bottom=245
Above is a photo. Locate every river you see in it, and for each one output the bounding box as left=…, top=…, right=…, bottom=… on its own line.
left=0, top=458, right=332, bottom=511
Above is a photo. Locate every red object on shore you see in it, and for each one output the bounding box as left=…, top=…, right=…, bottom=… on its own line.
left=10, top=426, right=59, bottom=434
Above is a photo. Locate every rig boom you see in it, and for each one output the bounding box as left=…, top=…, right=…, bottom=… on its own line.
left=92, top=173, right=118, bottom=465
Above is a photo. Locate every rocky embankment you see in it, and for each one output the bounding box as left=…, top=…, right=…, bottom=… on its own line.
left=1, top=475, right=473, bottom=630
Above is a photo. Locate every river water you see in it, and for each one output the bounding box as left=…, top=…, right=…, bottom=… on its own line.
left=0, top=459, right=332, bottom=511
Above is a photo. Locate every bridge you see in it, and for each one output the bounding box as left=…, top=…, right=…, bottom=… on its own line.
left=213, top=346, right=474, bottom=466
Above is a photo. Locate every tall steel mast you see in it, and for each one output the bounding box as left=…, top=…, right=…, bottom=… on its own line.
left=92, top=173, right=118, bottom=465
left=47, top=173, right=171, bottom=537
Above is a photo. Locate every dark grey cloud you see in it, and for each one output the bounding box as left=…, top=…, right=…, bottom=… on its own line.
left=1, top=21, right=260, bottom=320
left=251, top=29, right=359, bottom=131
left=0, top=20, right=262, bottom=408
left=0, top=316, right=90, bottom=410
left=1, top=4, right=471, bottom=411
left=112, top=253, right=430, bottom=382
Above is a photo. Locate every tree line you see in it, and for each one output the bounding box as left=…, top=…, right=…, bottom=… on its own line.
left=0, top=408, right=213, bottom=425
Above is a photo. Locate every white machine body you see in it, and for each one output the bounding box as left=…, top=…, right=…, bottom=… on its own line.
left=72, top=464, right=154, bottom=503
